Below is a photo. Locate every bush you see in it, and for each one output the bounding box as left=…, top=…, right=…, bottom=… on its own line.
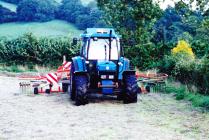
left=17, top=0, right=57, bottom=22
left=161, top=41, right=209, bottom=94
left=171, top=40, right=195, bottom=59
left=0, top=33, right=80, bottom=66
left=124, top=43, right=166, bottom=69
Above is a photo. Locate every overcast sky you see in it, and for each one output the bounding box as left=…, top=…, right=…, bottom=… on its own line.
left=154, top=0, right=196, bottom=10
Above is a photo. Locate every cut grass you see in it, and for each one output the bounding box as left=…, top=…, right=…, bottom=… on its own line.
left=165, top=81, right=209, bottom=110
left=0, top=20, right=82, bottom=38
left=0, top=0, right=17, bottom=12
left=0, top=65, right=27, bottom=73
left=0, top=64, right=36, bottom=73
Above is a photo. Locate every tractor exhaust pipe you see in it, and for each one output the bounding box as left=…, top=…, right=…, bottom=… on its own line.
left=109, top=30, right=112, bottom=60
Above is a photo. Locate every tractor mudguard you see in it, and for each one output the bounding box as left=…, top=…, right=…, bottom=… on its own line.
left=72, top=56, right=87, bottom=72
left=118, top=57, right=131, bottom=79
left=122, top=70, right=136, bottom=76
left=74, top=71, right=88, bottom=76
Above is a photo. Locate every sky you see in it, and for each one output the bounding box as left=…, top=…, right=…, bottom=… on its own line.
left=154, top=0, right=199, bottom=10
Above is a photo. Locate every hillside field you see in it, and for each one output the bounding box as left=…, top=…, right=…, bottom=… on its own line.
left=54, top=0, right=94, bottom=5
left=0, top=0, right=94, bottom=38
left=0, top=20, right=82, bottom=38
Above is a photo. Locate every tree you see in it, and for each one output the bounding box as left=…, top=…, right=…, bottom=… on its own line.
left=1, top=0, right=21, bottom=4
left=58, top=0, right=88, bottom=23
left=153, top=7, right=182, bottom=44
left=0, top=5, right=17, bottom=23
left=58, top=0, right=106, bottom=29
left=97, top=0, right=162, bottom=45
left=17, top=0, right=57, bottom=22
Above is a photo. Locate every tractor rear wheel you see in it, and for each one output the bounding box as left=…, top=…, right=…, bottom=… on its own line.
left=70, top=65, right=76, bottom=100
left=123, top=75, right=139, bottom=104
left=75, top=75, right=88, bottom=106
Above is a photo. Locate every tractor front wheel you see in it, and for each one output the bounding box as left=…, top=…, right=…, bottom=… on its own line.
left=123, top=75, right=139, bottom=104
left=75, top=75, right=88, bottom=106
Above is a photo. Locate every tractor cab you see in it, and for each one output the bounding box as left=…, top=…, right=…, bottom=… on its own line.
left=70, top=28, right=139, bottom=106
left=80, top=29, right=120, bottom=88
left=81, top=29, right=121, bottom=60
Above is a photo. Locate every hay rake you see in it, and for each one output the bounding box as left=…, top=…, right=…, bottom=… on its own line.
left=136, top=72, right=168, bottom=93
left=18, top=60, right=71, bottom=95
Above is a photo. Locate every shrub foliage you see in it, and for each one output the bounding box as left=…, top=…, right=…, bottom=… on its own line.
left=0, top=33, right=80, bottom=66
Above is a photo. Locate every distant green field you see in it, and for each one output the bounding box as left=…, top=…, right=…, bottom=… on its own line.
left=54, top=0, right=94, bottom=5
left=0, top=20, right=82, bottom=38
left=0, top=0, right=17, bottom=12
left=81, top=0, right=94, bottom=6
left=0, top=0, right=93, bottom=38
left=54, top=0, right=62, bottom=3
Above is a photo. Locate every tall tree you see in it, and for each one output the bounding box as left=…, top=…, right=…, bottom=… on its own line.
left=17, top=0, right=57, bottom=22
left=97, top=0, right=163, bottom=45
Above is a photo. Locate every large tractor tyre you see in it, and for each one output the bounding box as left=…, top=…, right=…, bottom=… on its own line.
left=123, top=75, right=139, bottom=104
left=75, top=75, right=88, bottom=106
left=117, top=94, right=124, bottom=101
left=70, top=65, right=76, bottom=100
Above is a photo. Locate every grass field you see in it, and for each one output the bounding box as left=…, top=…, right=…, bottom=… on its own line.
left=0, top=0, right=92, bottom=38
left=81, top=0, right=94, bottom=6
left=0, top=20, right=82, bottom=38
left=54, top=0, right=94, bottom=5
left=0, top=0, right=17, bottom=12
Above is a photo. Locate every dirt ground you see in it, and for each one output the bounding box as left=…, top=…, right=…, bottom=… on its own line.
left=0, top=76, right=209, bottom=140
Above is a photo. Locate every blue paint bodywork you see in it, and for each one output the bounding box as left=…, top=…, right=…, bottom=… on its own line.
left=72, top=28, right=134, bottom=95
left=118, top=57, right=130, bottom=80
left=102, top=80, right=114, bottom=94
left=97, top=61, right=116, bottom=71
left=72, top=56, right=87, bottom=72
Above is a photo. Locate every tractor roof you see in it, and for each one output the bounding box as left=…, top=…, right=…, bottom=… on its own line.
left=81, top=28, right=120, bottom=38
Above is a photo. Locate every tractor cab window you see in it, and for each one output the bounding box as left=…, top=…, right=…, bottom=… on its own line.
left=88, top=38, right=119, bottom=60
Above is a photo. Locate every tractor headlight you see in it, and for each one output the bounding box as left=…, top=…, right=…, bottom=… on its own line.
left=108, top=75, right=114, bottom=79
left=101, top=75, right=107, bottom=79
left=101, top=75, right=114, bottom=79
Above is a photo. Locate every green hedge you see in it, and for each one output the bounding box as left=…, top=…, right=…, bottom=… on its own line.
left=162, top=54, right=209, bottom=95
left=0, top=33, right=80, bottom=66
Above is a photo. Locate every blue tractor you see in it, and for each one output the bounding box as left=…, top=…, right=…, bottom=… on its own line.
left=69, top=28, right=140, bottom=105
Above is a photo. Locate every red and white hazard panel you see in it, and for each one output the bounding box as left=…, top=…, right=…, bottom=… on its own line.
left=46, top=73, right=58, bottom=85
